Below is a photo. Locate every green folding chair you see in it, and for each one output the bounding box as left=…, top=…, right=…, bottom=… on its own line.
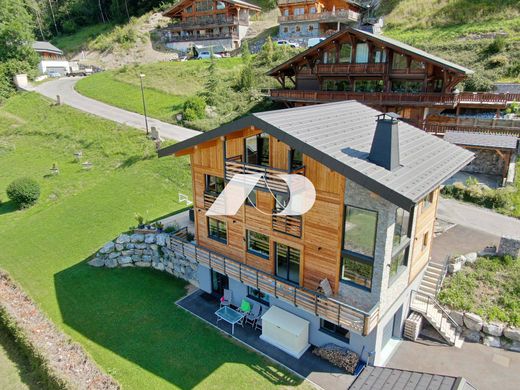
left=239, top=299, right=251, bottom=314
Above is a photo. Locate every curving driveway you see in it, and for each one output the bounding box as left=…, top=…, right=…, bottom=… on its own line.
left=33, top=77, right=201, bottom=142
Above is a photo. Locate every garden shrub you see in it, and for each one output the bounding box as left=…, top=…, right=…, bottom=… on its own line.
left=487, top=54, right=509, bottom=68
left=6, top=177, right=40, bottom=209
left=487, top=36, right=506, bottom=55
left=182, top=96, right=206, bottom=122
left=441, top=181, right=514, bottom=211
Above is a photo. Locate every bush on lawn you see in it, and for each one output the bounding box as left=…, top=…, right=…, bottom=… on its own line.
left=6, top=177, right=40, bottom=209
left=441, top=181, right=514, bottom=211
left=182, top=96, right=206, bottom=122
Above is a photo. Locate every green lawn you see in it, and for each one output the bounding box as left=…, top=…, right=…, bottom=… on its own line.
left=51, top=23, right=115, bottom=54
left=0, top=93, right=306, bottom=389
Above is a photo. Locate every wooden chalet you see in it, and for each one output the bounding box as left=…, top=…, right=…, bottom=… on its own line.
left=277, top=0, right=363, bottom=40
left=268, top=27, right=520, bottom=137
left=161, top=0, right=261, bottom=52
left=159, top=101, right=473, bottom=364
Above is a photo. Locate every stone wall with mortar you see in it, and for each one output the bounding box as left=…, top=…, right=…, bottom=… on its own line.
left=88, top=232, right=199, bottom=286
left=498, top=236, right=520, bottom=258
left=461, top=149, right=504, bottom=176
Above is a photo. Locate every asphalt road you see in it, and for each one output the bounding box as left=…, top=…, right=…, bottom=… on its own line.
left=437, top=197, right=520, bottom=238
left=33, top=77, right=201, bottom=142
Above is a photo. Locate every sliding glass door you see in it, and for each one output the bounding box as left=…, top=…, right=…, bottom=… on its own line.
left=244, top=133, right=270, bottom=166
left=275, top=243, right=300, bottom=285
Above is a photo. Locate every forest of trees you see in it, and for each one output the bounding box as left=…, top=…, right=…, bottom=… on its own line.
left=26, top=0, right=170, bottom=40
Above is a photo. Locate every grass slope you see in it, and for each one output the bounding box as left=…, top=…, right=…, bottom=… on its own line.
left=0, top=93, right=305, bottom=389
left=381, top=0, right=520, bottom=84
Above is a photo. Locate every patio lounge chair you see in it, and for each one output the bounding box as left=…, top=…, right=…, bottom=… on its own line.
left=245, top=304, right=261, bottom=327
left=220, top=289, right=232, bottom=307
left=255, top=318, right=262, bottom=331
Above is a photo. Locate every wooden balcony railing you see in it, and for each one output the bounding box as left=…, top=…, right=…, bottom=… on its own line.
left=272, top=213, right=302, bottom=237
left=317, top=63, right=386, bottom=75
left=270, top=89, right=520, bottom=107
left=424, top=122, right=520, bottom=137
left=203, top=192, right=218, bottom=209
left=278, top=9, right=360, bottom=23
left=225, top=155, right=305, bottom=193
left=169, top=235, right=379, bottom=335
left=164, top=32, right=239, bottom=42
left=166, top=16, right=243, bottom=31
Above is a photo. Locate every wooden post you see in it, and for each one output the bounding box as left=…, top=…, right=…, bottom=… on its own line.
left=56, top=95, right=62, bottom=105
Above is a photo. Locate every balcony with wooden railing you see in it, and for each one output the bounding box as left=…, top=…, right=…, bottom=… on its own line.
left=225, top=155, right=305, bottom=193
left=278, top=9, right=360, bottom=23
left=317, top=63, right=386, bottom=75
left=272, top=212, right=302, bottom=237
left=169, top=235, right=380, bottom=335
left=270, top=89, right=520, bottom=108
left=203, top=192, right=218, bottom=209
left=424, top=122, right=520, bottom=137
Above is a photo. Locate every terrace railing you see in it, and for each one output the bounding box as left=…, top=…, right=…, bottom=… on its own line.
left=278, top=10, right=360, bottom=23
left=169, top=235, right=379, bottom=335
left=270, top=89, right=520, bottom=107
left=225, top=155, right=305, bottom=193
left=317, top=63, right=386, bottom=75
left=424, top=122, right=520, bottom=136
left=272, top=212, right=302, bottom=237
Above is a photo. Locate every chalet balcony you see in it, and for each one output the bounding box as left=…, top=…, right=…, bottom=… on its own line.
left=270, top=89, right=520, bottom=108
left=424, top=122, right=520, bottom=137
left=169, top=235, right=380, bottom=335
left=317, top=63, right=386, bottom=75
left=272, top=213, right=302, bottom=237
left=277, top=0, right=316, bottom=5
left=278, top=10, right=360, bottom=23
left=225, top=155, right=305, bottom=193
left=165, top=16, right=248, bottom=31
left=165, top=32, right=239, bottom=42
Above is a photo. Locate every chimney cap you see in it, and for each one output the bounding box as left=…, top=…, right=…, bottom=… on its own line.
left=376, top=112, right=401, bottom=122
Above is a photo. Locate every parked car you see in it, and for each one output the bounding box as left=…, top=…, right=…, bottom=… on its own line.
left=276, top=40, right=300, bottom=48
left=197, top=51, right=222, bottom=59
left=47, top=71, right=61, bottom=78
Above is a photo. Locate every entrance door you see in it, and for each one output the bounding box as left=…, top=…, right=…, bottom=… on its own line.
left=211, top=270, right=229, bottom=298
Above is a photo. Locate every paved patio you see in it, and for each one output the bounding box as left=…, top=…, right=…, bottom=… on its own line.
left=176, top=290, right=356, bottom=390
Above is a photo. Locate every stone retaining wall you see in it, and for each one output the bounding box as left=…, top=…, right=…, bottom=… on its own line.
left=88, top=232, right=199, bottom=286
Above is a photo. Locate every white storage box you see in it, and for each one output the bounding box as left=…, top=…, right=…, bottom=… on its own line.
left=260, top=306, right=310, bottom=358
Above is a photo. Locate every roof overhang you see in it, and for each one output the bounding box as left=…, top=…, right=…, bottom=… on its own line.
left=158, top=115, right=472, bottom=210
left=164, top=0, right=261, bottom=17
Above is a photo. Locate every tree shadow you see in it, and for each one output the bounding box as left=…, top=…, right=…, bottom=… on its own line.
left=118, top=154, right=155, bottom=169
left=54, top=262, right=303, bottom=388
left=0, top=200, right=17, bottom=216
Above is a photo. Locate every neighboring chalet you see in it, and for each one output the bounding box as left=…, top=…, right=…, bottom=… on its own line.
left=32, top=41, right=70, bottom=76
left=277, top=0, right=364, bottom=41
left=268, top=27, right=520, bottom=184
left=159, top=101, right=473, bottom=365
left=161, top=0, right=261, bottom=52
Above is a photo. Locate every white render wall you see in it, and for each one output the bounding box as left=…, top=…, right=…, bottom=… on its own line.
left=38, top=60, right=70, bottom=74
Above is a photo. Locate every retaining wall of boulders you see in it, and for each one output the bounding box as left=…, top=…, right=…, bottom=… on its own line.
left=88, top=231, right=199, bottom=286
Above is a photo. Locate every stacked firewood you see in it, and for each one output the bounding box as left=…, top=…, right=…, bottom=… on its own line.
left=312, top=344, right=360, bottom=374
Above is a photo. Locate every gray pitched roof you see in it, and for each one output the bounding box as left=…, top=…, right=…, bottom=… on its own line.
left=494, top=83, right=520, bottom=94
left=349, top=366, right=476, bottom=390
left=268, top=27, right=473, bottom=76
left=158, top=101, right=474, bottom=209
left=444, top=131, right=518, bottom=150
left=32, top=41, right=63, bottom=55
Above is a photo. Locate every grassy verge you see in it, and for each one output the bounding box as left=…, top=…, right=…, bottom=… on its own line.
left=0, top=93, right=305, bottom=389
left=439, top=256, right=520, bottom=326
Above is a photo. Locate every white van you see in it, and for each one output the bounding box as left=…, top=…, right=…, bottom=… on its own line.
left=308, top=37, right=326, bottom=47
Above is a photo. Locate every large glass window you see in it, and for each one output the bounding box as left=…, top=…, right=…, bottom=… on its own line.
left=341, top=254, right=373, bottom=289
left=247, top=287, right=270, bottom=305
left=389, top=246, right=408, bottom=278
left=320, top=319, right=350, bottom=342
left=205, top=175, right=224, bottom=194
left=373, top=49, right=387, bottom=63
left=208, top=218, right=227, bottom=243
left=391, top=80, right=423, bottom=93
left=392, top=53, right=407, bottom=69
left=323, top=47, right=336, bottom=64
left=354, top=80, right=384, bottom=92
left=245, top=133, right=270, bottom=166
left=322, top=79, right=351, bottom=91
left=410, top=59, right=425, bottom=71
left=393, top=208, right=410, bottom=248
left=339, top=44, right=352, bottom=63
left=247, top=230, right=269, bottom=258
left=275, top=243, right=300, bottom=284
left=343, top=206, right=378, bottom=257
left=196, top=0, right=213, bottom=11
left=355, top=43, right=369, bottom=63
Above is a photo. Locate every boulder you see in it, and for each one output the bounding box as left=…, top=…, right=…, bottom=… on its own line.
left=482, top=335, right=501, bottom=348
left=464, top=252, right=478, bottom=264
left=448, top=262, right=461, bottom=274
left=142, top=255, right=152, bottom=262
left=503, top=327, right=520, bottom=342
left=145, top=234, right=156, bottom=244
left=150, top=244, right=158, bottom=251
left=115, top=244, right=124, bottom=251
left=156, top=234, right=168, bottom=247
left=105, top=258, right=118, bottom=268
left=125, top=243, right=135, bottom=249
left=152, top=262, right=165, bottom=271
left=464, top=312, right=483, bottom=331
left=115, top=234, right=130, bottom=244
left=462, top=329, right=481, bottom=343
left=483, top=322, right=505, bottom=337
left=121, top=263, right=134, bottom=268
left=108, top=252, right=120, bottom=259
left=130, top=233, right=144, bottom=243
left=135, top=243, right=147, bottom=250
left=449, top=310, right=464, bottom=327
left=504, top=340, right=520, bottom=352
left=135, top=261, right=151, bottom=267
left=88, top=258, right=105, bottom=267
left=121, top=250, right=133, bottom=256
left=119, top=256, right=132, bottom=265
left=99, top=241, right=115, bottom=254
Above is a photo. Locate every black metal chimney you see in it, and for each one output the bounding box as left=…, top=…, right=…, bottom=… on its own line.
left=369, top=113, right=401, bottom=171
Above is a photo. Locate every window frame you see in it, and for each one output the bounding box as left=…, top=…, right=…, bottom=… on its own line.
left=207, top=217, right=227, bottom=244
left=343, top=205, right=378, bottom=259
left=320, top=319, right=351, bottom=343
left=246, top=230, right=270, bottom=259
left=205, top=174, right=224, bottom=195
left=247, top=286, right=270, bottom=306
left=244, top=133, right=270, bottom=167
left=275, top=242, right=301, bottom=285
left=289, top=148, right=303, bottom=170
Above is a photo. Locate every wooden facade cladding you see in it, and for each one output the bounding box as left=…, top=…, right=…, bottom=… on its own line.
left=408, top=189, right=439, bottom=284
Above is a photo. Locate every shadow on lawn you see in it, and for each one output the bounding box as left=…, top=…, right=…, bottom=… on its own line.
left=54, top=263, right=302, bottom=388
left=0, top=200, right=17, bottom=216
